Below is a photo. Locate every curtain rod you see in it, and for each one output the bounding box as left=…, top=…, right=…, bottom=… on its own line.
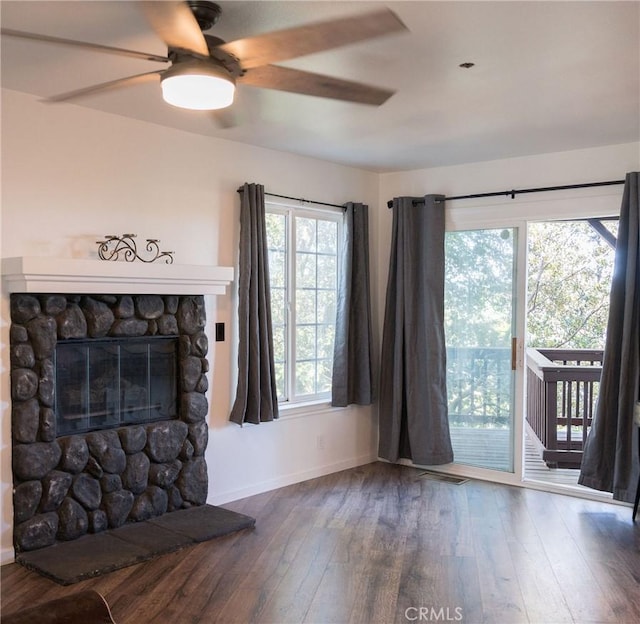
left=237, top=187, right=344, bottom=209
left=385, top=179, right=626, bottom=208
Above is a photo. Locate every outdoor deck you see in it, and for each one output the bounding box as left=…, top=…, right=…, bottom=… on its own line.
left=444, top=346, right=607, bottom=493
left=448, top=425, right=601, bottom=492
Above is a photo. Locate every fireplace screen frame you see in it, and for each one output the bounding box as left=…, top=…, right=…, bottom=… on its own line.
left=55, top=335, right=179, bottom=436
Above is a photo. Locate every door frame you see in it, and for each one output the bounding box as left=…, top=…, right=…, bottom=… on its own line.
left=434, top=218, right=527, bottom=487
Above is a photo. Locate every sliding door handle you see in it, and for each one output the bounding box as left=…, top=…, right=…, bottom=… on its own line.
left=511, top=337, right=517, bottom=371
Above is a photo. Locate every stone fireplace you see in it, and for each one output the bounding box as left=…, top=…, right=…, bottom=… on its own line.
left=3, top=257, right=233, bottom=554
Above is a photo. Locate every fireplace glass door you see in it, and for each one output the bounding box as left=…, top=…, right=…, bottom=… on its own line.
left=55, top=336, right=178, bottom=436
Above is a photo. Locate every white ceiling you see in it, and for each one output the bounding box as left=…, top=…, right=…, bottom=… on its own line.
left=1, top=1, right=638, bottom=172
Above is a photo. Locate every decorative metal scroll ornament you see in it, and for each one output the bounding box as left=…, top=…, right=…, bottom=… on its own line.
left=97, top=234, right=174, bottom=264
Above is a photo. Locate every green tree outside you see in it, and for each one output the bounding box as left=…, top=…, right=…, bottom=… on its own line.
left=527, top=220, right=617, bottom=349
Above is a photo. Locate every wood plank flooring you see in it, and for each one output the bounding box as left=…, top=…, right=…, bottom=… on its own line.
left=2, top=462, right=639, bottom=623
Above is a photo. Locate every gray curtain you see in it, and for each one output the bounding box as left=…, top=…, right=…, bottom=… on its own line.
left=230, top=183, right=279, bottom=425
left=378, top=195, right=453, bottom=465
left=331, top=202, right=373, bottom=407
left=579, top=172, right=640, bottom=501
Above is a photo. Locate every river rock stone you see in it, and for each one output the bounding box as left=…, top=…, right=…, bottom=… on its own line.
left=86, top=429, right=119, bottom=455
left=59, top=436, right=89, bottom=474
left=103, top=489, right=134, bottom=528
left=188, top=422, right=208, bottom=457
left=11, top=343, right=35, bottom=369
left=178, top=335, right=191, bottom=358
left=167, top=486, right=183, bottom=512
left=13, top=480, right=42, bottom=524
left=121, top=452, right=150, bottom=495
left=195, top=375, right=209, bottom=394
left=37, top=358, right=55, bottom=407
left=129, top=486, right=168, bottom=522
left=11, top=295, right=41, bottom=324
left=26, top=315, right=57, bottom=359
left=40, top=470, right=72, bottom=512
left=11, top=368, right=39, bottom=402
left=12, top=399, right=40, bottom=444
left=72, top=473, right=101, bottom=510
left=148, top=459, right=182, bottom=488
left=85, top=456, right=104, bottom=479
left=114, top=296, right=135, bottom=319
left=86, top=430, right=127, bottom=474
left=176, top=296, right=206, bottom=335
left=100, top=447, right=127, bottom=474
left=56, top=304, right=87, bottom=340
left=146, top=421, right=188, bottom=463
left=176, top=457, right=208, bottom=505
left=181, top=356, right=202, bottom=392
left=100, top=473, right=122, bottom=493
left=10, top=324, right=28, bottom=343
left=14, top=512, right=58, bottom=552
left=81, top=297, right=115, bottom=338
left=119, top=426, right=147, bottom=454
left=88, top=509, right=108, bottom=534
left=180, top=392, right=208, bottom=423
left=110, top=318, right=148, bottom=337
left=13, top=442, right=61, bottom=481
left=40, top=407, right=56, bottom=442
left=41, top=295, right=67, bottom=316
left=180, top=439, right=194, bottom=461
left=157, top=314, right=178, bottom=335
left=164, top=296, right=179, bottom=315
left=191, top=331, right=208, bottom=357
left=93, top=295, right=118, bottom=305
left=57, top=497, right=88, bottom=541
left=135, top=295, right=164, bottom=320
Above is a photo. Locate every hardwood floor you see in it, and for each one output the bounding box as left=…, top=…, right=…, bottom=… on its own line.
left=2, top=462, right=639, bottom=623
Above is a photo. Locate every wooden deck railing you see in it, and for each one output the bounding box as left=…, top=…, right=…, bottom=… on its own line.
left=447, top=347, right=512, bottom=428
left=526, top=348, right=603, bottom=468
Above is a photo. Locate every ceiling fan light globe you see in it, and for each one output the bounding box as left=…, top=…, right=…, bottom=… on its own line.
left=161, top=64, right=235, bottom=110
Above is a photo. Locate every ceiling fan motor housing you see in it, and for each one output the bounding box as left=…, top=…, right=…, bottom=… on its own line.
left=187, top=1, right=222, bottom=32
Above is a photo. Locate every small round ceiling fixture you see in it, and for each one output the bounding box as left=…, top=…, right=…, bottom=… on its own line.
left=459, top=62, right=475, bottom=69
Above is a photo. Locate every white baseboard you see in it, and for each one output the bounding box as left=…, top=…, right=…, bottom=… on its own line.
left=208, top=453, right=377, bottom=506
left=1, top=546, right=15, bottom=566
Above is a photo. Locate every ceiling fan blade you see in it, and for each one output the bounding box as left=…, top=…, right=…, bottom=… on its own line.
left=44, top=70, right=163, bottom=103
left=217, top=8, right=407, bottom=70
left=0, top=28, right=169, bottom=63
left=239, top=65, right=394, bottom=106
left=140, top=1, right=209, bottom=57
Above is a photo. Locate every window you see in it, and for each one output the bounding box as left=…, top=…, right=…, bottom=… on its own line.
left=266, top=204, right=342, bottom=404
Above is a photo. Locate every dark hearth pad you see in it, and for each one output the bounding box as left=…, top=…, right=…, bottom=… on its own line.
left=16, top=505, right=255, bottom=585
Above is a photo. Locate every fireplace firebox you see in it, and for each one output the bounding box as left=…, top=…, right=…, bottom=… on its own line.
left=55, top=336, right=179, bottom=436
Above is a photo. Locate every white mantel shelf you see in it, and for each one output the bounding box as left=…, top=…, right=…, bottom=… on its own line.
left=1, top=257, right=234, bottom=295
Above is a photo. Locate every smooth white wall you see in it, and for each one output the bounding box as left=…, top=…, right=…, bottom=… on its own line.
left=0, top=89, right=380, bottom=563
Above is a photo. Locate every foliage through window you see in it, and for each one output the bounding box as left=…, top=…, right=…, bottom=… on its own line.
left=527, top=220, right=617, bottom=349
left=266, top=204, right=341, bottom=404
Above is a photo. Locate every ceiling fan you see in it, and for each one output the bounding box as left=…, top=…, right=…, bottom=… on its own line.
left=1, top=1, right=407, bottom=112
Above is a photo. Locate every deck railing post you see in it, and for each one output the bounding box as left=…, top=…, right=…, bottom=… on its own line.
left=526, top=347, right=602, bottom=468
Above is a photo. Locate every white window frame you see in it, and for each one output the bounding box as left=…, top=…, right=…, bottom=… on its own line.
left=266, top=201, right=343, bottom=408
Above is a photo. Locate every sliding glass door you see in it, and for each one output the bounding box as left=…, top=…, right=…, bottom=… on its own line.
left=444, top=228, right=517, bottom=472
